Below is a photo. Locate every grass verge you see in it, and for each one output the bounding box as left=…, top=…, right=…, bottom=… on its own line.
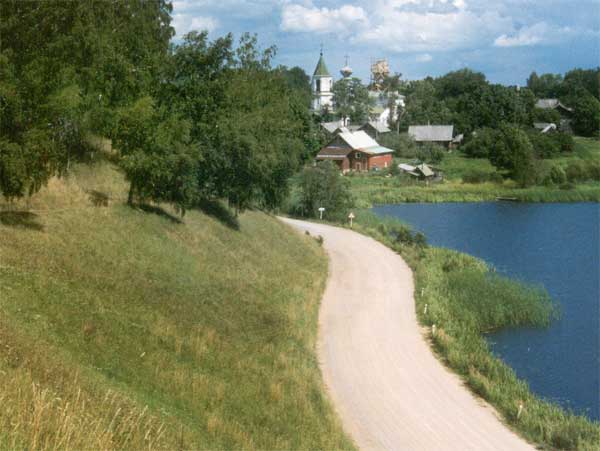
left=0, top=160, right=354, bottom=450
left=325, top=209, right=600, bottom=450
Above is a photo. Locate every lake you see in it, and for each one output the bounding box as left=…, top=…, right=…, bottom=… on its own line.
left=373, top=202, right=599, bottom=422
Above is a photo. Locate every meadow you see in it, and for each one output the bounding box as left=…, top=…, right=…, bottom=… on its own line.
left=0, top=160, right=354, bottom=450
left=348, top=137, right=600, bottom=206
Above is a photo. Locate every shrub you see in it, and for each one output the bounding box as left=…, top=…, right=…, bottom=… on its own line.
left=549, top=165, right=567, bottom=185
left=489, top=124, right=537, bottom=188
left=560, top=182, right=575, bottom=190
left=462, top=169, right=503, bottom=184
left=417, top=142, right=446, bottom=164
left=555, top=132, right=575, bottom=153
left=587, top=161, right=600, bottom=181
left=529, top=132, right=560, bottom=159
left=379, top=133, right=418, bottom=158
left=565, top=161, right=586, bottom=182
left=296, top=160, right=354, bottom=220
left=462, top=128, right=497, bottom=158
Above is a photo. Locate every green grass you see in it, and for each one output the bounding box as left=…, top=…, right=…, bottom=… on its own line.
left=0, top=161, right=354, bottom=450
left=348, top=137, right=600, bottom=205
left=331, top=210, right=600, bottom=450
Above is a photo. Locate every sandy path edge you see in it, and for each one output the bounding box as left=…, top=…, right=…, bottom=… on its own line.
left=280, top=217, right=534, bottom=451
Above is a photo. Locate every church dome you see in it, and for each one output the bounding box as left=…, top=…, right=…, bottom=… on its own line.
left=340, top=65, right=353, bottom=78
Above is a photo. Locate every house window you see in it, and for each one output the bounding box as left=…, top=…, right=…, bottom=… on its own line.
left=316, top=79, right=321, bottom=92
left=355, top=152, right=362, bottom=159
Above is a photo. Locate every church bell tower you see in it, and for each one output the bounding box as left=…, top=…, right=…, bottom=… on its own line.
left=312, top=49, right=333, bottom=112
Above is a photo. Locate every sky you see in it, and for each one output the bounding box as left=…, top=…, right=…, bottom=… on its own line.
left=170, top=0, right=600, bottom=86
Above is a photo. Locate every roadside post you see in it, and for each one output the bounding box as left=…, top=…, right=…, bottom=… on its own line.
left=318, top=207, right=325, bottom=220
left=348, top=212, right=355, bottom=228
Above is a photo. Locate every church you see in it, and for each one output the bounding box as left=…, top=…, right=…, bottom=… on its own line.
left=310, top=51, right=403, bottom=126
left=311, top=50, right=334, bottom=111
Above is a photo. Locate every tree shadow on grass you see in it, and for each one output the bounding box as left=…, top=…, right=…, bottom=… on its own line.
left=137, top=204, right=183, bottom=224
left=195, top=198, right=239, bottom=230
left=0, top=211, right=44, bottom=231
left=87, top=190, right=110, bottom=207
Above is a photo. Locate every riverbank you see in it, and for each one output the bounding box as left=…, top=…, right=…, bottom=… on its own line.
left=348, top=136, right=600, bottom=206
left=320, top=210, right=600, bottom=450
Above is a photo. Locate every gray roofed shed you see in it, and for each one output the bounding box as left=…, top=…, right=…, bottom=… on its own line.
left=535, top=99, right=573, bottom=112
left=408, top=125, right=454, bottom=142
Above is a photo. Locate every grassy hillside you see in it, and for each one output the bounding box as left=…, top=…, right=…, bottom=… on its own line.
left=0, top=161, right=353, bottom=450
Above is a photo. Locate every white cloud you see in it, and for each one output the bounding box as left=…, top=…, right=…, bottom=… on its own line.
left=172, top=13, right=219, bottom=37
left=493, top=22, right=597, bottom=47
left=494, top=22, right=550, bottom=47
left=357, top=2, right=513, bottom=52
left=281, top=4, right=369, bottom=34
left=416, top=53, right=432, bottom=62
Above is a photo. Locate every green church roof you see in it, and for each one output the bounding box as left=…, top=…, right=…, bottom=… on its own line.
left=313, top=53, right=331, bottom=77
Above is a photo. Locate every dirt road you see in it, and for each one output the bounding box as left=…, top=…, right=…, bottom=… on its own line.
left=281, top=217, right=534, bottom=451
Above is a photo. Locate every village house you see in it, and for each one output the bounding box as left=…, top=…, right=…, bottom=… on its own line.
left=398, top=162, right=437, bottom=180
left=535, top=98, right=574, bottom=132
left=408, top=125, right=455, bottom=149
left=359, top=121, right=391, bottom=139
left=535, top=98, right=573, bottom=115
left=320, top=120, right=346, bottom=136
left=316, top=130, right=394, bottom=173
left=533, top=122, right=558, bottom=134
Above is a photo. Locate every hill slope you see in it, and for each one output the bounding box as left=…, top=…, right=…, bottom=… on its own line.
left=0, top=161, right=353, bottom=450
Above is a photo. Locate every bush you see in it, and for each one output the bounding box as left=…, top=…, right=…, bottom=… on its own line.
left=528, top=132, right=559, bottom=158
left=296, top=160, right=354, bottom=220
left=462, top=169, right=503, bottom=184
left=462, top=128, right=497, bottom=158
left=588, top=162, right=600, bottom=181
left=417, top=142, right=445, bottom=164
left=549, top=165, right=567, bottom=185
left=569, top=92, right=600, bottom=137
left=560, top=182, right=575, bottom=190
left=565, top=161, right=587, bottom=182
left=555, top=132, right=575, bottom=153
left=489, top=124, right=537, bottom=187
left=379, top=132, right=419, bottom=158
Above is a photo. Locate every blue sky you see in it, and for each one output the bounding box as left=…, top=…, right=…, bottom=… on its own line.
left=171, top=0, right=600, bottom=85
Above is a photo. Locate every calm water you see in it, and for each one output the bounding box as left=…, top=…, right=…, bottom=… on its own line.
left=373, top=202, right=600, bottom=422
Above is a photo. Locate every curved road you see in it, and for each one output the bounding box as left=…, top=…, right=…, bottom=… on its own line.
left=281, top=218, right=534, bottom=451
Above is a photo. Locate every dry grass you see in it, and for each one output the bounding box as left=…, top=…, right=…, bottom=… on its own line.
left=0, top=160, right=354, bottom=450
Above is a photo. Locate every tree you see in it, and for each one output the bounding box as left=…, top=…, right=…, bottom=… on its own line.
left=332, top=78, right=373, bottom=124
left=279, top=66, right=311, bottom=106
left=297, top=161, right=353, bottom=220
left=0, top=0, right=174, bottom=202
left=568, top=91, right=600, bottom=137
left=526, top=71, right=563, bottom=98
left=463, top=128, right=498, bottom=158
left=399, top=79, right=452, bottom=131
left=563, top=68, right=600, bottom=100
left=113, top=97, right=200, bottom=215
left=489, top=124, right=537, bottom=187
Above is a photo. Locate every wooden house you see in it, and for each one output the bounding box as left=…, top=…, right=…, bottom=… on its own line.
left=408, top=125, right=454, bottom=149
left=316, top=130, right=394, bottom=173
